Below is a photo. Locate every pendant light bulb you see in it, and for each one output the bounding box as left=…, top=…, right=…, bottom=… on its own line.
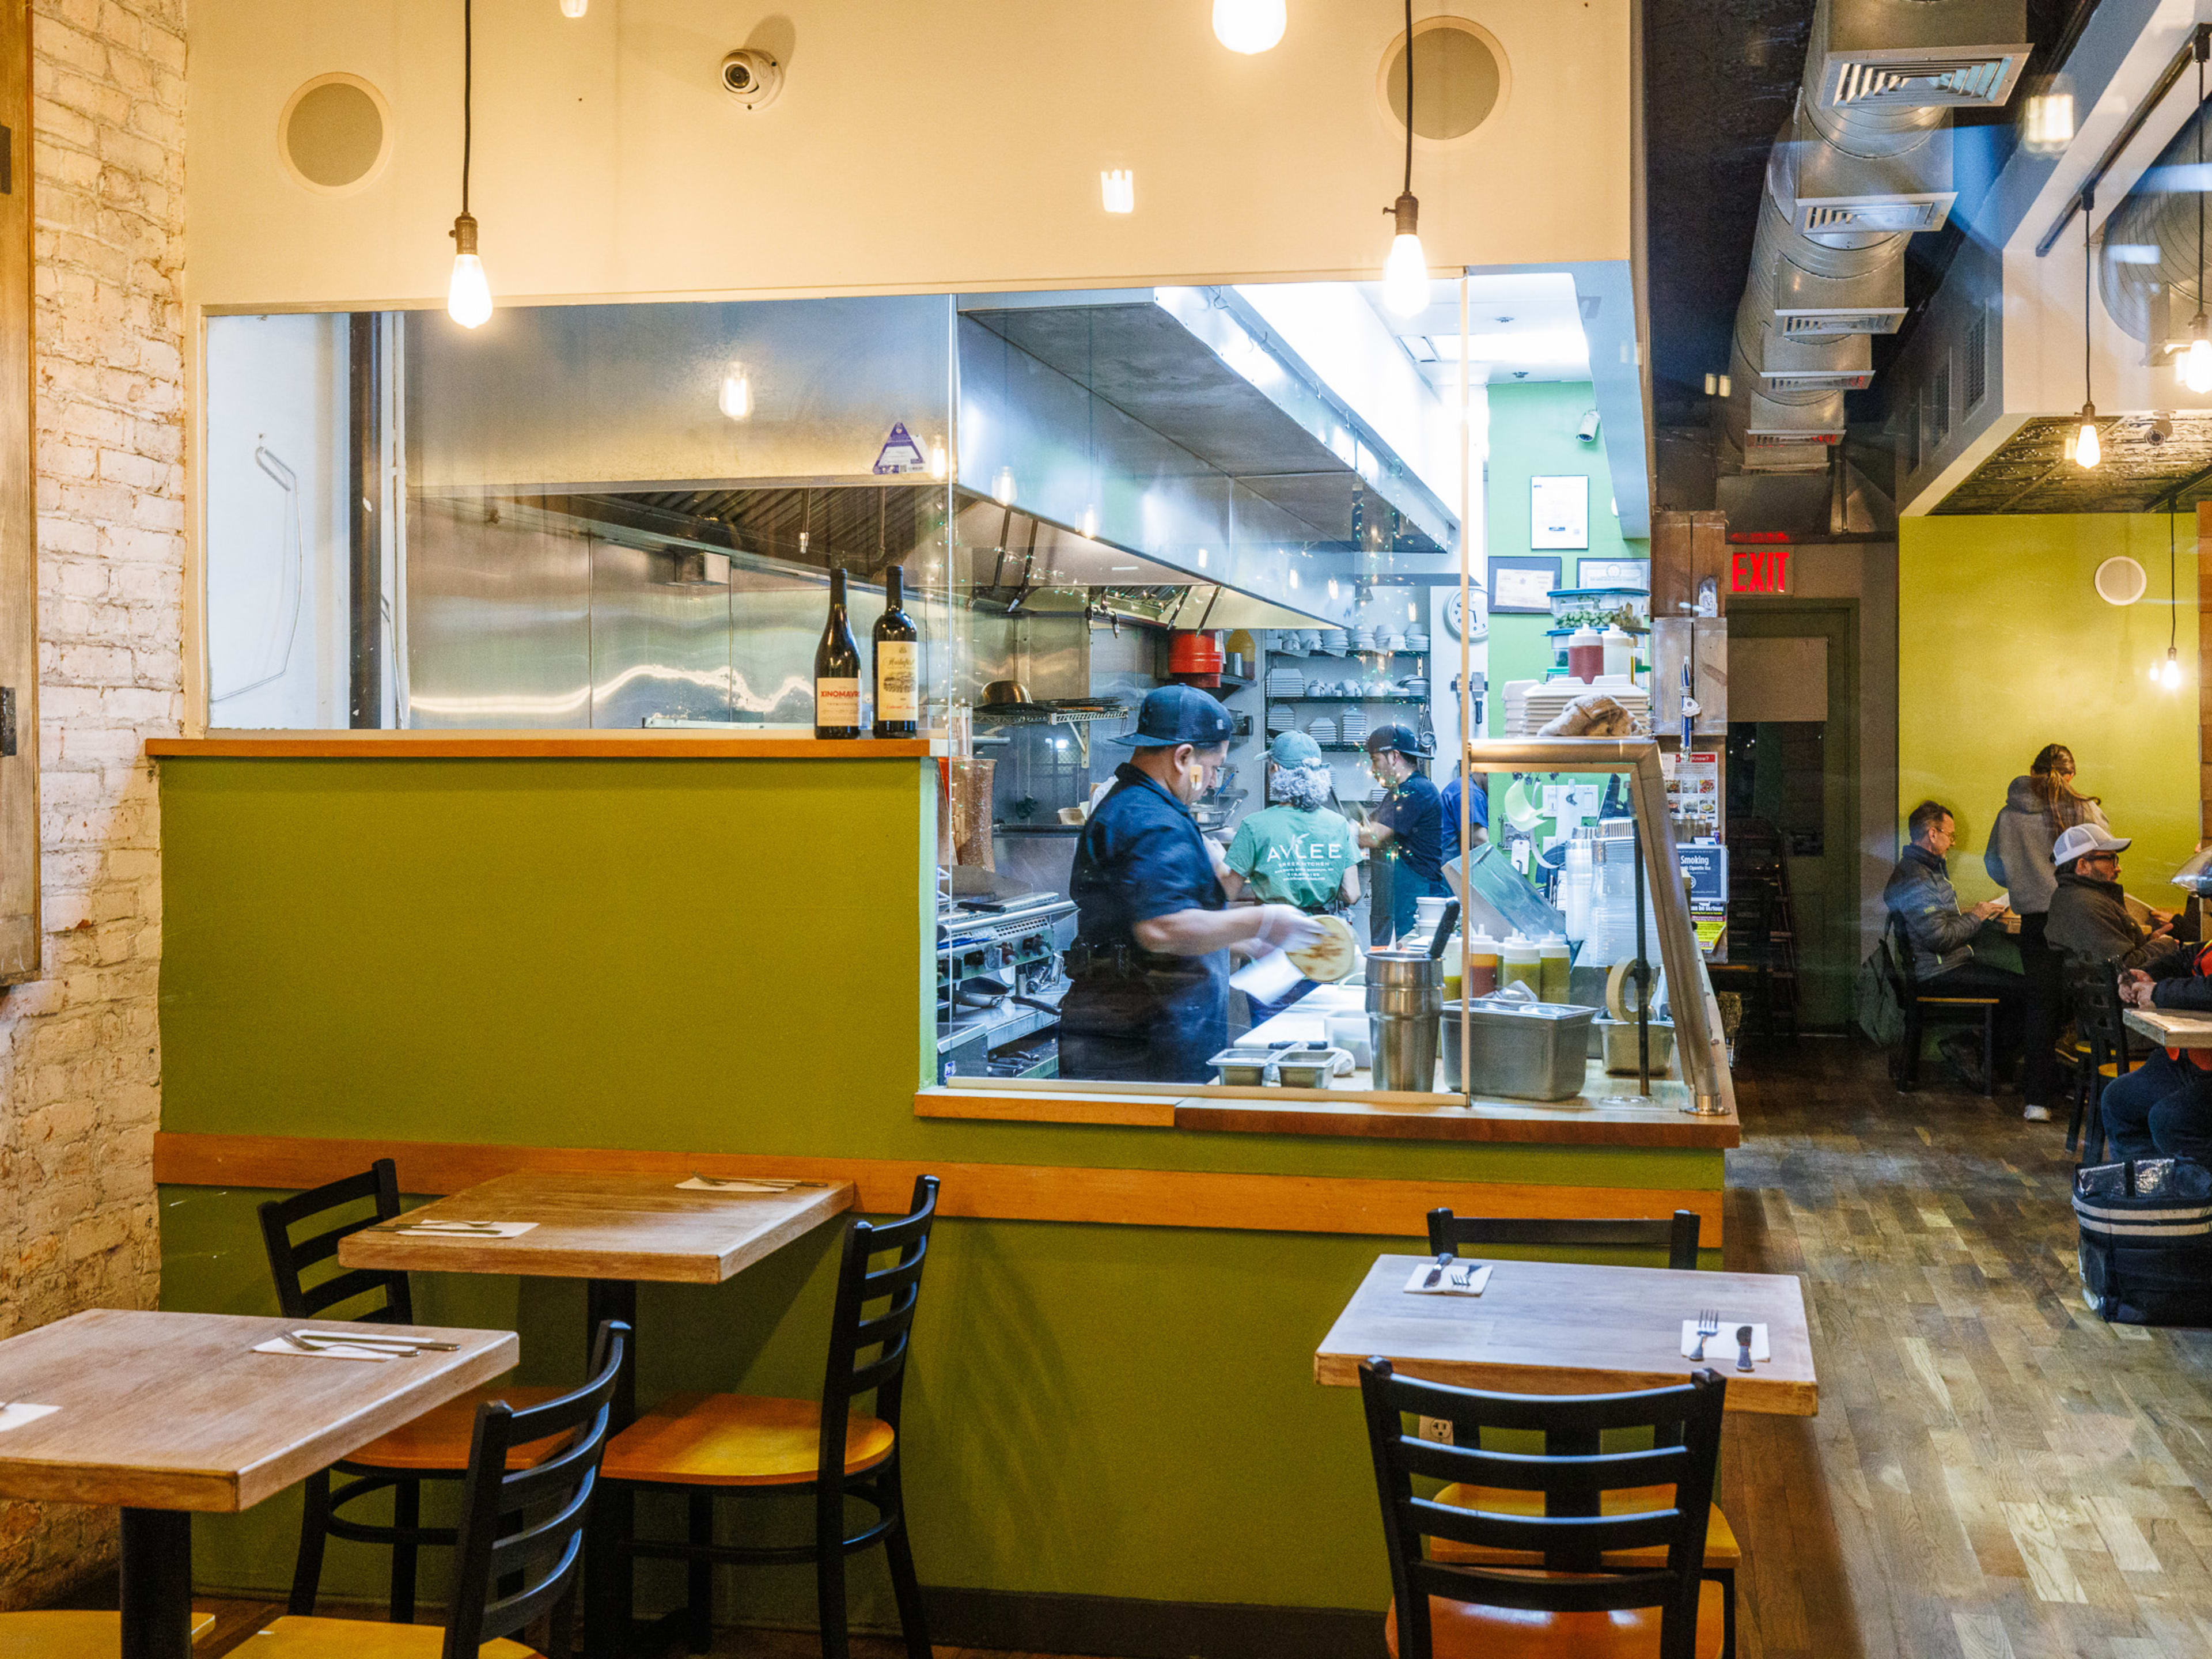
left=559, top=0, right=586, bottom=16
left=927, top=437, right=948, bottom=480
left=1381, top=192, right=1429, bottom=318
left=446, top=213, right=492, bottom=329
left=1211, top=0, right=1285, bottom=54
left=1082, top=505, right=1099, bottom=540
left=2186, top=319, right=2212, bottom=395
left=2163, top=646, right=2184, bottom=690
left=718, top=363, right=752, bottom=421
left=993, top=466, right=1016, bottom=506
left=2073, top=404, right=2101, bottom=469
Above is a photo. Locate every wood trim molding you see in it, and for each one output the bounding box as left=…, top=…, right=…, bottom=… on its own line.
left=917, top=1087, right=1740, bottom=1148
left=146, top=732, right=945, bottom=760
left=151, top=1132, right=1725, bottom=1241
left=0, top=0, right=35, bottom=985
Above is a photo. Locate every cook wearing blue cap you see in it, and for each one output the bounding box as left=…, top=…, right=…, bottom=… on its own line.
left=1062, top=686, right=1325, bottom=1081
left=1358, top=724, right=1450, bottom=947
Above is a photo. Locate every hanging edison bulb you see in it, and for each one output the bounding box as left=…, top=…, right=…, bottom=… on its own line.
left=2072, top=404, right=2101, bottom=469
left=1212, top=0, right=1286, bottom=54
left=1381, top=194, right=1430, bottom=318
left=2184, top=318, right=2212, bottom=395
left=2162, top=646, right=2185, bottom=689
left=559, top=0, right=586, bottom=16
left=446, top=214, right=492, bottom=329
left=718, top=363, right=752, bottom=421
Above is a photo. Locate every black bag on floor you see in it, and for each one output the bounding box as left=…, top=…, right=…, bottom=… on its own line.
left=2075, top=1159, right=2212, bottom=1325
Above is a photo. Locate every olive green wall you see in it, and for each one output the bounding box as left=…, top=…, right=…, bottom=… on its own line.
left=1482, top=381, right=1650, bottom=734
left=1897, top=514, right=2200, bottom=900
left=155, top=754, right=1721, bottom=1624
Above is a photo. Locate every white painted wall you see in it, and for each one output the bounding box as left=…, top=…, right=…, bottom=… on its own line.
left=185, top=0, right=1633, bottom=312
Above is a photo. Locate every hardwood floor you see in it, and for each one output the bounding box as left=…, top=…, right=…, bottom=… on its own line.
left=1719, top=1035, right=2212, bottom=1659
left=133, top=1037, right=2212, bottom=1657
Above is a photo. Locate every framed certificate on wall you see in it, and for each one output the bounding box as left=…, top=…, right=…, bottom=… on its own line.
left=1530, top=475, right=1589, bottom=550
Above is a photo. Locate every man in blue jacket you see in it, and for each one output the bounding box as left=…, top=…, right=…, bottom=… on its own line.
left=2112, top=941, right=2212, bottom=1164
left=1884, top=799, right=2020, bottom=1094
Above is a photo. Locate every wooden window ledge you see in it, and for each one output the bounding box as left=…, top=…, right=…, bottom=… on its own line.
left=147, top=730, right=948, bottom=759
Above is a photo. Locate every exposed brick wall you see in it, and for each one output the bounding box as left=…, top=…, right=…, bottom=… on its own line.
left=0, top=0, right=184, bottom=1605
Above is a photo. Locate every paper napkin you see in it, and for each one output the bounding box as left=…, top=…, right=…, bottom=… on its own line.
left=1402, top=1263, right=1493, bottom=1297
left=1680, top=1321, right=1768, bottom=1362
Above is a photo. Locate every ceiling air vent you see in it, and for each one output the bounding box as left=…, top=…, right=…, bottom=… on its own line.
left=1777, top=309, right=1909, bottom=336
left=1964, top=308, right=1988, bottom=410
left=1766, top=370, right=1874, bottom=391
left=1758, top=327, right=1873, bottom=390
left=1798, top=194, right=1956, bottom=235
left=1824, top=53, right=2023, bottom=109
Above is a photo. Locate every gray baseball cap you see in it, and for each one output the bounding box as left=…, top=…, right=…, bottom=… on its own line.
left=1268, top=730, right=1325, bottom=768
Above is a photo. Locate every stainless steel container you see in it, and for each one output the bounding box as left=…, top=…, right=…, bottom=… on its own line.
left=1440, top=997, right=1600, bottom=1101
left=1596, top=1016, right=1676, bottom=1077
left=1367, top=949, right=1443, bottom=1092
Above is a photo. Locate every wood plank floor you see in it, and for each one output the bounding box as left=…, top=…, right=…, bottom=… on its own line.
left=112, top=1035, right=2212, bottom=1658
left=1719, top=1035, right=2212, bottom=1659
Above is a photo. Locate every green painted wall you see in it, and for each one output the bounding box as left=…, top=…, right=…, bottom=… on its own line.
left=156, top=755, right=1722, bottom=1624
left=1483, top=382, right=1650, bottom=734
left=1897, top=514, right=2201, bottom=902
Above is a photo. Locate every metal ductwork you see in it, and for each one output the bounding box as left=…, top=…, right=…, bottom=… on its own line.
left=1720, top=0, right=2028, bottom=476
left=2098, top=106, right=2212, bottom=361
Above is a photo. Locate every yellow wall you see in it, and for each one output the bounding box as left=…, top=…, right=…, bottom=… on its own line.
left=1899, top=513, right=2201, bottom=904
left=186, top=0, right=1631, bottom=310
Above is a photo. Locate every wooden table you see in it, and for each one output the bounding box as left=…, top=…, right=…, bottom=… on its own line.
left=339, top=1169, right=854, bottom=1649
left=1313, top=1254, right=1818, bottom=1416
left=2124, top=1006, right=2212, bottom=1049
left=0, top=1309, right=514, bottom=1659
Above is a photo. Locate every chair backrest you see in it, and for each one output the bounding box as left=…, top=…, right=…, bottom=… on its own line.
left=442, top=1319, right=628, bottom=1659
left=1426, top=1209, right=1700, bottom=1272
left=819, top=1175, right=940, bottom=1482
left=1358, top=1358, right=1725, bottom=1659
left=2070, top=959, right=2133, bottom=1070
left=1885, top=911, right=1923, bottom=995
left=257, top=1159, right=412, bottom=1324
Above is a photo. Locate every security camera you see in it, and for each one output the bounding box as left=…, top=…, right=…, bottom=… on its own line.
left=2150, top=414, right=2176, bottom=444
left=1577, top=410, right=1601, bottom=443
left=721, top=49, right=783, bottom=109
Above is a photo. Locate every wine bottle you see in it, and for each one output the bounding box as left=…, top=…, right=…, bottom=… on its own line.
left=814, top=567, right=862, bottom=740
left=873, top=567, right=919, bottom=738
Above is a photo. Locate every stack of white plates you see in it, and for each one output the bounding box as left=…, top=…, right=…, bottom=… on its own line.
left=1349, top=627, right=1376, bottom=651
left=1322, top=630, right=1349, bottom=654
left=1404, top=631, right=1430, bottom=652
left=1376, top=631, right=1403, bottom=652
left=1267, top=704, right=1295, bottom=733
left=1308, top=718, right=1337, bottom=744
left=1339, top=709, right=1368, bottom=744
left=1501, top=675, right=1652, bottom=737
left=1265, top=668, right=1305, bottom=697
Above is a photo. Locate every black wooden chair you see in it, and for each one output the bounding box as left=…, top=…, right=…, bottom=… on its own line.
left=247, top=1319, right=629, bottom=1658
left=1427, top=1209, right=1702, bottom=1271
left=258, top=1160, right=569, bottom=1620
left=601, top=1175, right=940, bottom=1659
left=1424, top=1208, right=1733, bottom=1657
left=1880, top=913, right=1998, bottom=1096
left=2068, top=959, right=2139, bottom=1166
left=1359, top=1359, right=1728, bottom=1659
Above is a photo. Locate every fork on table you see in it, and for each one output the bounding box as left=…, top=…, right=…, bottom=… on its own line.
left=1691, top=1308, right=1721, bottom=1363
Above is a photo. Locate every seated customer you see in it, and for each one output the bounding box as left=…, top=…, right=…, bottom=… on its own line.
left=2110, top=946, right=2212, bottom=1164
left=2044, top=823, right=2181, bottom=976
left=1884, top=798, right=2021, bottom=1093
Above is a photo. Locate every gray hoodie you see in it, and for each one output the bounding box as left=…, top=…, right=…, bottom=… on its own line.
left=1984, top=774, right=2106, bottom=916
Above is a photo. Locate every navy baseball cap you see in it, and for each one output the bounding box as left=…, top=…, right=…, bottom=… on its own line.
left=1364, top=723, right=1431, bottom=757
left=1111, top=684, right=1237, bottom=748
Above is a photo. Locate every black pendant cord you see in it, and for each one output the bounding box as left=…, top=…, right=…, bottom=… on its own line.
left=2198, top=52, right=2205, bottom=321
left=2084, top=183, right=2094, bottom=406
left=462, top=0, right=474, bottom=217
left=2172, top=503, right=2180, bottom=660
left=1402, top=0, right=1414, bottom=196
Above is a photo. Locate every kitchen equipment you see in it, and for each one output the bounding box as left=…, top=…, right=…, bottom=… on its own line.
left=1168, top=630, right=1225, bottom=685
left=1230, top=948, right=1304, bottom=1004
left=1596, top=1014, right=1676, bottom=1077
left=1366, top=948, right=1443, bottom=1092
left=982, top=680, right=1032, bottom=706
left=1325, top=1014, right=1372, bottom=1068
left=1439, top=994, right=1600, bottom=1101
left=1207, top=1047, right=1277, bottom=1086
left=1427, top=901, right=1460, bottom=959
left=1500, top=933, right=1540, bottom=995
left=1272, top=1047, right=1344, bottom=1088
left=1538, top=934, right=1572, bottom=1002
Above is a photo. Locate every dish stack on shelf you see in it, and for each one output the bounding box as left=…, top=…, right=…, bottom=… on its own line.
left=1349, top=627, right=1376, bottom=652
left=1498, top=675, right=1651, bottom=738
left=1264, top=665, right=1305, bottom=698
left=1339, top=708, right=1368, bottom=745
left=1308, top=717, right=1338, bottom=745
left=1404, top=628, right=1430, bottom=652
left=1321, top=629, right=1349, bottom=654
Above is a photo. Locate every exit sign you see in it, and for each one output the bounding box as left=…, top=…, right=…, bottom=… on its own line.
left=1730, top=546, right=1791, bottom=594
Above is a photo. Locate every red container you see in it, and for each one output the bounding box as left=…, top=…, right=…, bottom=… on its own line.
left=1168, top=630, right=1225, bottom=686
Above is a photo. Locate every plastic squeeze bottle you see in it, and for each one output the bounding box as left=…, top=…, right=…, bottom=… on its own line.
left=1501, top=933, right=1541, bottom=995
left=1464, top=930, right=1502, bottom=998
left=1538, top=934, right=1572, bottom=1003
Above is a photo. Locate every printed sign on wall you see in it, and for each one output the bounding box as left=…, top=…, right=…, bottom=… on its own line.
left=1530, top=475, right=1589, bottom=550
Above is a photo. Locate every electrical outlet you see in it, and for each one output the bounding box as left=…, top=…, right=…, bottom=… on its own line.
left=1417, top=1415, right=1455, bottom=1445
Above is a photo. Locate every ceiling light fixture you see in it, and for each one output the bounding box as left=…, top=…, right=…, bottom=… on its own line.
left=1380, top=0, right=1429, bottom=318
left=993, top=467, right=1016, bottom=506
left=927, top=437, right=948, bottom=480
left=1100, top=169, right=1135, bottom=214
left=2073, top=183, right=2100, bottom=468
left=717, top=362, right=752, bottom=421
left=559, top=0, right=586, bottom=16
left=445, top=0, right=492, bottom=329
left=1213, top=0, right=1286, bottom=54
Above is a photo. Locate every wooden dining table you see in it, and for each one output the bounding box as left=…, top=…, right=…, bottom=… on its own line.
left=337, top=1168, right=856, bottom=1651
left=0, top=1308, right=516, bottom=1659
left=1314, top=1254, right=1818, bottom=1416
left=2124, top=1005, right=2212, bottom=1050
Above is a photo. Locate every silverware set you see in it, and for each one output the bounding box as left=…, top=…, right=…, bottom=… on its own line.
left=375, top=1218, right=507, bottom=1234
left=687, top=1174, right=816, bottom=1191
left=281, top=1330, right=460, bottom=1358
left=1421, top=1252, right=1480, bottom=1290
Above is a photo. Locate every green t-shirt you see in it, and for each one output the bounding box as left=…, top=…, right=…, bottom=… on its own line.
left=1226, top=805, right=1358, bottom=912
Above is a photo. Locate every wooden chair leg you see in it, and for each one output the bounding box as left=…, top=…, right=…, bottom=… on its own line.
left=686, top=1491, right=714, bottom=1654
left=287, top=1469, right=331, bottom=1618
left=1899, top=1005, right=1921, bottom=1093
left=1982, top=1009, right=1995, bottom=1099
left=391, top=1480, right=420, bottom=1623
left=1706, top=1566, right=1736, bottom=1659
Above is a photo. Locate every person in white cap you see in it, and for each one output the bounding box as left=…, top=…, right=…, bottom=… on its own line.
left=2045, top=823, right=2181, bottom=980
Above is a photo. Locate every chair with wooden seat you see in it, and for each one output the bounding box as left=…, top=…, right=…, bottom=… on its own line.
left=1425, top=1209, right=1734, bottom=1657
left=601, top=1174, right=939, bottom=1659
left=249, top=1318, right=627, bottom=1659
left=259, top=1160, right=568, bottom=1620
left=1359, top=1358, right=1728, bottom=1659
left=0, top=1609, right=214, bottom=1654
left=1880, top=914, right=1998, bottom=1096
left=2069, top=959, right=2140, bottom=1166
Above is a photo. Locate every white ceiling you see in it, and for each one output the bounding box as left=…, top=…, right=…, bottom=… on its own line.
left=1357, top=271, right=1592, bottom=388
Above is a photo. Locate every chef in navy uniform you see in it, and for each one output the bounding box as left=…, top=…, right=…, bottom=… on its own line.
left=1356, top=723, right=1451, bottom=947
left=1060, top=685, right=1326, bottom=1082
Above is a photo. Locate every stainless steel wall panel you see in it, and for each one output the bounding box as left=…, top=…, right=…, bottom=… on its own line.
left=404, top=496, right=591, bottom=728
left=587, top=540, right=736, bottom=729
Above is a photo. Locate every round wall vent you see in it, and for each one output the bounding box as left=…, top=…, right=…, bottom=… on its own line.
left=1380, top=17, right=1507, bottom=145
left=2094, top=555, right=2148, bottom=605
left=279, top=74, right=392, bottom=196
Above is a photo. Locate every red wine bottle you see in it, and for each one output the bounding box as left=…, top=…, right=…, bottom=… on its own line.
left=873, top=567, right=919, bottom=738
left=813, top=568, right=861, bottom=740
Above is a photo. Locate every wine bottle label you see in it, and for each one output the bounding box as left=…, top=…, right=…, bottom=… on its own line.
left=876, top=641, right=919, bottom=722
left=816, top=678, right=861, bottom=726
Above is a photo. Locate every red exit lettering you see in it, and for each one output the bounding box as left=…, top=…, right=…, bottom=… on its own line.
left=1730, top=547, right=1790, bottom=594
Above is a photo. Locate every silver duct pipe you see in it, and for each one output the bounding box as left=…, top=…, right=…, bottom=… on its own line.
left=2098, top=105, right=2212, bottom=356
left=1719, top=0, right=2028, bottom=475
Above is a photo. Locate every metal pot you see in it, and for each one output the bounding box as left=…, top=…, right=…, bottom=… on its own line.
left=1366, top=949, right=1442, bottom=1092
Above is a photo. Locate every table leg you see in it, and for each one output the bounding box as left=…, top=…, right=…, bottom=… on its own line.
left=119, top=1508, right=193, bottom=1659
left=584, top=1278, right=638, bottom=1657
